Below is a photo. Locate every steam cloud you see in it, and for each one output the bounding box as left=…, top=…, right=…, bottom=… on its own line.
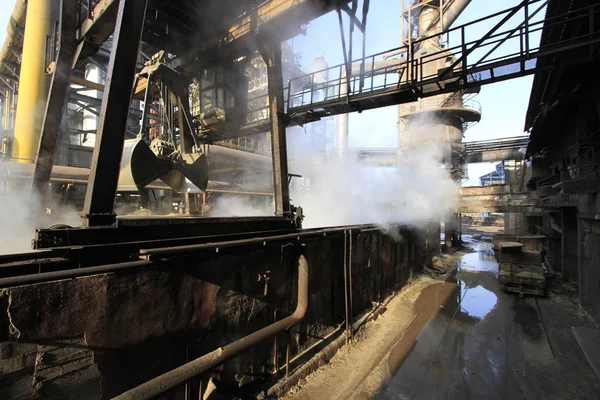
left=0, top=183, right=81, bottom=255
left=204, top=116, right=458, bottom=229
left=289, top=129, right=457, bottom=229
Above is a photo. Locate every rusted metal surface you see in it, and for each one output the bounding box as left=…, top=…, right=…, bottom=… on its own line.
left=0, top=225, right=438, bottom=398
left=260, top=41, right=290, bottom=217
left=112, top=255, right=309, bottom=400
left=0, top=260, right=153, bottom=288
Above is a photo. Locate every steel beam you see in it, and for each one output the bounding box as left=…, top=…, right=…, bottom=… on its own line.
left=81, top=0, right=149, bottom=227
left=73, top=0, right=118, bottom=68
left=31, top=0, right=78, bottom=199
left=261, top=42, right=290, bottom=217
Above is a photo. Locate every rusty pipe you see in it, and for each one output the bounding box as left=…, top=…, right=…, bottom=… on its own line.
left=466, top=149, right=524, bottom=163
left=0, top=260, right=153, bottom=289
left=113, top=254, right=309, bottom=400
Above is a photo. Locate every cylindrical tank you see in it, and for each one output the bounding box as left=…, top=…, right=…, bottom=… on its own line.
left=418, top=5, right=438, bottom=43
left=399, top=114, right=463, bottom=149
left=12, top=0, right=52, bottom=163
left=310, top=56, right=329, bottom=85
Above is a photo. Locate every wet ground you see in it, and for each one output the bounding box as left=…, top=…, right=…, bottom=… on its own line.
left=377, top=238, right=600, bottom=400
left=283, top=237, right=600, bottom=400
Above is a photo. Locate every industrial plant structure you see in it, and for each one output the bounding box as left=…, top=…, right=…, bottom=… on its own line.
left=0, top=0, right=599, bottom=399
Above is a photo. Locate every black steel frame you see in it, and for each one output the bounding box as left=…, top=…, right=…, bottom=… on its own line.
left=81, top=0, right=149, bottom=227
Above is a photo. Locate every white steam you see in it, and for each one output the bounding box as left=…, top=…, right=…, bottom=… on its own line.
left=289, top=140, right=457, bottom=229
left=210, top=195, right=274, bottom=217
left=0, top=185, right=81, bottom=255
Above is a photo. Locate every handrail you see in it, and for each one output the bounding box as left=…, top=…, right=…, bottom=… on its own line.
left=284, top=0, right=600, bottom=120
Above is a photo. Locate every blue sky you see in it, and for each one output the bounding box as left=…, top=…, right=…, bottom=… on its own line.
left=0, top=0, right=539, bottom=186
left=289, top=0, right=542, bottom=185
left=0, top=1, right=16, bottom=45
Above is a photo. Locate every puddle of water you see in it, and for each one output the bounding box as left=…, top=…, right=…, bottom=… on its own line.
left=459, top=282, right=497, bottom=319
left=459, top=251, right=498, bottom=273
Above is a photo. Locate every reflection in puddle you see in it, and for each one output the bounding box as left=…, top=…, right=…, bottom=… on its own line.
left=455, top=248, right=500, bottom=320
left=459, top=251, right=498, bottom=273
left=459, top=282, right=497, bottom=319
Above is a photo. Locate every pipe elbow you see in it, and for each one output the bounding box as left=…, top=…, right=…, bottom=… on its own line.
left=293, top=255, right=309, bottom=320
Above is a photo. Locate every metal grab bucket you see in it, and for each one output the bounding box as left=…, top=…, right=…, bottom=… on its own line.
left=118, top=138, right=209, bottom=192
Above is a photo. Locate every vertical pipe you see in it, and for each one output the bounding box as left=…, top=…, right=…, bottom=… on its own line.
left=114, top=255, right=309, bottom=400
left=343, top=230, right=349, bottom=345
left=13, top=0, right=52, bottom=163
left=285, top=330, right=291, bottom=378
left=336, top=113, right=349, bottom=161
left=273, top=309, right=279, bottom=374
left=378, top=231, right=383, bottom=303
left=31, top=0, right=78, bottom=200
left=349, top=230, right=354, bottom=340
left=184, top=346, right=191, bottom=400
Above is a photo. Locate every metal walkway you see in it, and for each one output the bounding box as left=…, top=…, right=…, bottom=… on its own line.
left=464, top=136, right=530, bottom=155
left=282, top=0, right=600, bottom=125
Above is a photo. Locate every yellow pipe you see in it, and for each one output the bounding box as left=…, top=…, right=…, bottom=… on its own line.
left=12, top=0, right=51, bottom=163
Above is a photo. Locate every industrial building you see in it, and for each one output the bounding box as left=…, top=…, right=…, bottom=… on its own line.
left=0, top=0, right=599, bottom=399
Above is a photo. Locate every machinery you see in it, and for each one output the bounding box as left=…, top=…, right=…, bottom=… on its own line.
left=0, top=0, right=599, bottom=398
left=118, top=52, right=210, bottom=193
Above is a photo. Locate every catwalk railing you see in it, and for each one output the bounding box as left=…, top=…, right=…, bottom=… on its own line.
left=464, top=135, right=530, bottom=154
left=285, top=0, right=600, bottom=124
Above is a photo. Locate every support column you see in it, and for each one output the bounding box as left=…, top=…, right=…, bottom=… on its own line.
left=444, top=213, right=459, bottom=248
left=12, top=0, right=51, bottom=163
left=561, top=207, right=579, bottom=282
left=261, top=42, right=290, bottom=217
left=578, top=217, right=590, bottom=308
left=31, top=0, right=77, bottom=200
left=336, top=114, right=349, bottom=160
left=81, top=0, right=149, bottom=227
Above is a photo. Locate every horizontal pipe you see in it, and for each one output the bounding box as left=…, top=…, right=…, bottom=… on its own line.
left=1, top=161, right=273, bottom=194
left=0, top=225, right=375, bottom=286
left=207, top=188, right=273, bottom=197
left=0, top=260, right=153, bottom=288
left=4, top=173, right=274, bottom=196
left=139, top=225, right=377, bottom=259
left=113, top=255, right=309, bottom=400
left=466, top=149, right=524, bottom=163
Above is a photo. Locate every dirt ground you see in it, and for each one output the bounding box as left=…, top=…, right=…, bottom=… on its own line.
left=283, top=240, right=600, bottom=400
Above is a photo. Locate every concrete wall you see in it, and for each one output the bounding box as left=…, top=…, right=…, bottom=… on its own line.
left=0, top=224, right=439, bottom=399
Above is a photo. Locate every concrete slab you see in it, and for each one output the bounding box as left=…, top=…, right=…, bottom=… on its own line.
left=572, top=327, right=600, bottom=381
